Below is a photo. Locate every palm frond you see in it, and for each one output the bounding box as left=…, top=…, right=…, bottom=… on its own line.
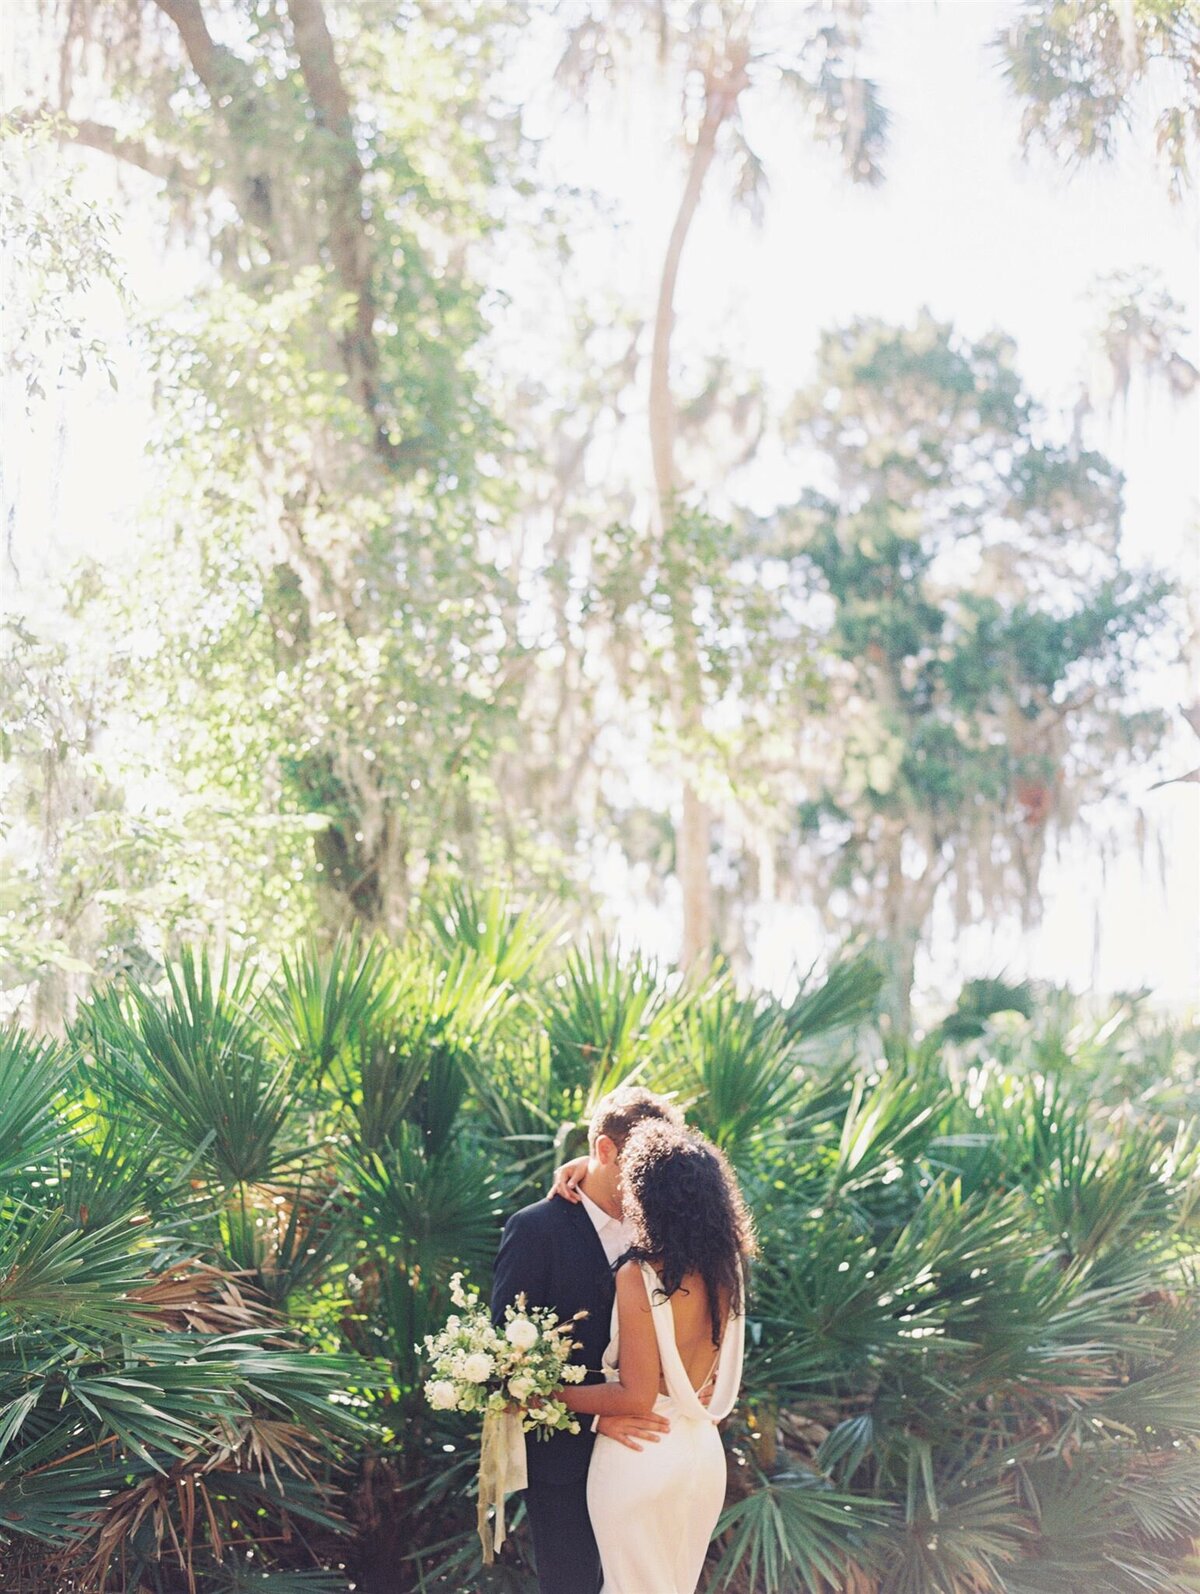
left=711, top=1467, right=888, bottom=1594
left=421, top=883, right=566, bottom=989
left=673, top=986, right=801, bottom=1158
left=878, top=1480, right=1022, bottom=1594
left=543, top=940, right=682, bottom=1101
left=78, top=948, right=302, bottom=1186
left=825, top=1068, right=951, bottom=1214
left=782, top=951, right=884, bottom=1044
left=266, top=928, right=393, bottom=1082
left=0, top=1205, right=154, bottom=1331
left=347, top=1126, right=503, bottom=1378
left=0, top=1023, right=71, bottom=1186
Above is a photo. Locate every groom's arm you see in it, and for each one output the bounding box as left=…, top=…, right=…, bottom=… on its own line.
left=491, top=1208, right=551, bottom=1325
left=596, top=1412, right=670, bottom=1450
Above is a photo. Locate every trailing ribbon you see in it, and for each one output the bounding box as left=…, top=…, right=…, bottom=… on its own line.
left=477, top=1408, right=527, bottom=1563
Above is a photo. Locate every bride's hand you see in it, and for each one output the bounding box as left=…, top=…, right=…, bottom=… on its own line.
left=549, top=1154, right=589, bottom=1202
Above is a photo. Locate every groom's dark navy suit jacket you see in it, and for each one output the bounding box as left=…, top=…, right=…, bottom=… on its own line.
left=491, top=1195, right=616, bottom=1485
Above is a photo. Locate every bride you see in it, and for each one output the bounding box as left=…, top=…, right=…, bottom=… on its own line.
left=556, top=1119, right=755, bottom=1594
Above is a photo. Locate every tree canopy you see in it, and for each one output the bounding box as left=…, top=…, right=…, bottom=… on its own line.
left=0, top=0, right=1190, bottom=1027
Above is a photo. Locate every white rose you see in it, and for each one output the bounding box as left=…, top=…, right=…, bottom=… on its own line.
left=508, top=1374, right=536, bottom=1402
left=506, top=1317, right=539, bottom=1351
left=427, top=1379, right=459, bottom=1411
left=462, top=1352, right=494, bottom=1384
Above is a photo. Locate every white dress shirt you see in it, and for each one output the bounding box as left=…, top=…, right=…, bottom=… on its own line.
left=578, top=1187, right=635, bottom=1267
left=577, top=1187, right=635, bottom=1433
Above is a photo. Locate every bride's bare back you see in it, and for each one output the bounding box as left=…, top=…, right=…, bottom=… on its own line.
left=665, top=1271, right=731, bottom=1394
left=586, top=1257, right=745, bottom=1593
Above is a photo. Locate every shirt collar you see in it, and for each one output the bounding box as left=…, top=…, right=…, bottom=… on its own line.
left=578, top=1186, right=621, bottom=1236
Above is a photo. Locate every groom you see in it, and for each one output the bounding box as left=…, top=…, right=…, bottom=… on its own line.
left=490, top=1085, right=684, bottom=1594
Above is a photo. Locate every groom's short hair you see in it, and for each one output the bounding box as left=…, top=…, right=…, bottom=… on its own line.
left=589, top=1086, right=683, bottom=1151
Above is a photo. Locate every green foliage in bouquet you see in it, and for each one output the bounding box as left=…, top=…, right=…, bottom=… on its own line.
left=422, top=1273, right=584, bottom=1434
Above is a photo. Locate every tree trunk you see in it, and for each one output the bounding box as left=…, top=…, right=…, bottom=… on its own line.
left=147, top=0, right=398, bottom=467
left=650, top=76, right=738, bottom=969
left=881, top=833, right=945, bottom=1035
left=678, top=781, right=713, bottom=964
left=648, top=95, right=723, bottom=516
left=889, top=924, right=921, bottom=1037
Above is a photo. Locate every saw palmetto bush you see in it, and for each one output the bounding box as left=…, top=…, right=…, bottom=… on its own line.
left=0, top=1013, right=379, bottom=1594
left=1, top=900, right=1197, bottom=1592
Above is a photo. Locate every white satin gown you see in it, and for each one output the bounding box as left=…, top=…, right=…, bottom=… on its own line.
left=586, top=1261, right=745, bottom=1594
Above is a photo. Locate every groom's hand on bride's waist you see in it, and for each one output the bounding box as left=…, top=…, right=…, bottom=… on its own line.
left=596, top=1413, right=670, bottom=1451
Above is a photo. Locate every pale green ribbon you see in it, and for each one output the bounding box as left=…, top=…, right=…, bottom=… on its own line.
left=477, top=1408, right=528, bottom=1563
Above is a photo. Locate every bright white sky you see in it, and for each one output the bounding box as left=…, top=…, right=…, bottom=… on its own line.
left=5, top=0, right=1199, bottom=1012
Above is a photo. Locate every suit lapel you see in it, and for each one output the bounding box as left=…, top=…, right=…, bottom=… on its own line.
left=561, top=1196, right=614, bottom=1288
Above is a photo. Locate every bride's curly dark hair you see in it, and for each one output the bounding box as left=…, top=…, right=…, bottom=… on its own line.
left=617, top=1120, right=756, bottom=1347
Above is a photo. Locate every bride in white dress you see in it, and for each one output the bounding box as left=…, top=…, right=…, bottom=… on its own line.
left=559, top=1121, right=754, bottom=1594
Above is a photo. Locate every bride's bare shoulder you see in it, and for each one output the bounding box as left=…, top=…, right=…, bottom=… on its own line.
left=615, top=1260, right=653, bottom=1306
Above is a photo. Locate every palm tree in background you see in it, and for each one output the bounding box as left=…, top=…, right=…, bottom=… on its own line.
left=998, top=0, right=1200, bottom=200
left=557, top=0, right=888, bottom=965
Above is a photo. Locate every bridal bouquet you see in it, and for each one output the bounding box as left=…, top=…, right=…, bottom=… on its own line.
left=421, top=1272, right=586, bottom=1560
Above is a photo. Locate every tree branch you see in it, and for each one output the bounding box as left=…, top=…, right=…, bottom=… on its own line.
left=149, top=0, right=222, bottom=94
left=145, top=0, right=394, bottom=463
left=7, top=110, right=195, bottom=186
left=285, top=0, right=356, bottom=139
left=284, top=0, right=394, bottom=466
left=648, top=51, right=747, bottom=967
left=68, top=118, right=194, bottom=185
left=142, top=0, right=283, bottom=250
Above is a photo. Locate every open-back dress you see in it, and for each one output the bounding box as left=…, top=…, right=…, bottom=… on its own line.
left=586, top=1260, right=745, bottom=1594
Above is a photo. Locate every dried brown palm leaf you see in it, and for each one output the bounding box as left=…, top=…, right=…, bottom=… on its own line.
left=80, top=1469, right=191, bottom=1588
left=203, top=1416, right=324, bottom=1492
left=128, top=1260, right=274, bottom=1334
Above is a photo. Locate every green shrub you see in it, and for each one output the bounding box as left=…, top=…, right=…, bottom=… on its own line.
left=1, top=908, right=1196, bottom=1592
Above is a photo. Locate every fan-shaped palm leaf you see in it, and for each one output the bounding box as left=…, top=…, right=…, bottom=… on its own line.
left=50, top=1115, right=202, bottom=1235
left=265, top=928, right=393, bottom=1083
left=878, top=1481, right=1021, bottom=1594
left=673, top=986, right=800, bottom=1157
left=347, top=1125, right=503, bottom=1379
left=782, top=952, right=885, bottom=1046
left=218, top=1171, right=347, bottom=1308
left=711, top=1467, right=889, bottom=1593
left=824, top=1068, right=952, bottom=1217
left=0, top=1206, right=155, bottom=1332
left=422, top=883, right=566, bottom=989
left=543, top=941, right=682, bottom=1100
left=78, top=950, right=301, bottom=1187
left=0, top=1024, right=71, bottom=1187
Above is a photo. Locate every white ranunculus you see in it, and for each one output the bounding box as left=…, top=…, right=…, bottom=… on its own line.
left=508, top=1374, right=536, bottom=1402
left=505, top=1317, right=539, bottom=1351
left=462, top=1352, right=494, bottom=1384
left=427, top=1379, right=459, bottom=1411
